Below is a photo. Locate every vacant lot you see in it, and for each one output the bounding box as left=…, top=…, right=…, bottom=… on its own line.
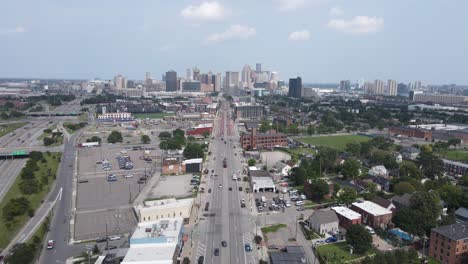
left=436, top=149, right=468, bottom=161
left=316, top=241, right=376, bottom=263
left=299, top=135, right=371, bottom=151
left=133, top=113, right=174, bottom=119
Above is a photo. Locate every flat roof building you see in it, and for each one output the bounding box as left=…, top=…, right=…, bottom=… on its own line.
left=350, top=201, right=392, bottom=229
left=135, top=198, right=193, bottom=223
left=332, top=206, right=362, bottom=229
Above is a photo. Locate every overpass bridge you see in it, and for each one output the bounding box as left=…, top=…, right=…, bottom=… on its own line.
left=26, top=111, right=80, bottom=117
left=0, top=146, right=63, bottom=159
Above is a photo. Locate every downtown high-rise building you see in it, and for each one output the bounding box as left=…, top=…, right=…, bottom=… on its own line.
left=186, top=68, right=192, bottom=80
left=214, top=73, right=222, bottom=91
left=114, top=75, right=127, bottom=90
left=193, top=67, right=201, bottom=81
left=165, top=70, right=178, bottom=92
left=373, top=79, right=385, bottom=95
left=256, top=63, right=262, bottom=73
left=225, top=71, right=240, bottom=88
left=241, top=65, right=252, bottom=88
left=288, top=77, right=302, bottom=98
left=387, top=79, right=397, bottom=96
left=339, top=80, right=351, bottom=91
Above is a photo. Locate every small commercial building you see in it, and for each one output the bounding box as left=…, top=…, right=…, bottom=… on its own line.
left=429, top=223, right=468, bottom=264
left=331, top=206, right=362, bottom=229
left=270, top=246, right=306, bottom=264
left=182, top=158, right=203, bottom=173
left=250, top=170, right=275, bottom=192
left=135, top=198, right=194, bottom=223
left=162, top=158, right=182, bottom=175
left=350, top=201, right=393, bottom=229
left=121, top=218, right=184, bottom=264
left=307, top=209, right=339, bottom=235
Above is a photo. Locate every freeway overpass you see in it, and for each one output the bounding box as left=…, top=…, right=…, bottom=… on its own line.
left=0, top=146, right=63, bottom=159
left=26, top=111, right=80, bottom=117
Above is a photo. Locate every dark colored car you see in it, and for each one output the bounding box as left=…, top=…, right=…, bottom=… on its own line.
left=214, top=248, right=220, bottom=256
left=208, top=188, right=212, bottom=193
left=221, top=241, right=227, bottom=247
left=239, top=187, right=242, bottom=191
left=228, top=187, right=232, bottom=191
left=245, top=244, right=252, bottom=252
left=96, top=237, right=107, bottom=243
left=198, top=256, right=204, bottom=264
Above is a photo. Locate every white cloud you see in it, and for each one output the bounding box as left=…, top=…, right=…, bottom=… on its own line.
left=0, top=26, right=26, bottom=35
left=180, top=1, right=228, bottom=21
left=329, top=6, right=344, bottom=16
left=274, top=0, right=325, bottom=11
left=288, top=30, right=311, bottom=41
left=205, top=25, right=256, bottom=44
left=327, top=16, right=384, bottom=34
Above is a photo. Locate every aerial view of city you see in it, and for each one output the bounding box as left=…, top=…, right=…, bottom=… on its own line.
left=1, top=1, right=468, bottom=264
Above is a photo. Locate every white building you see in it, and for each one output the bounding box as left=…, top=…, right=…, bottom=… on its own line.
left=251, top=176, right=275, bottom=192
left=122, top=218, right=184, bottom=264
left=97, top=112, right=134, bottom=122
left=368, top=165, right=388, bottom=177
left=307, top=209, right=339, bottom=235
left=135, top=198, right=194, bottom=223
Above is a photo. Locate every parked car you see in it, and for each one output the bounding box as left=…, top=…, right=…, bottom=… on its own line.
left=198, top=256, right=204, bottom=264
left=214, top=248, right=220, bottom=256
left=46, top=240, right=55, bottom=249
left=221, top=241, right=227, bottom=247
left=109, top=235, right=121, bottom=241
left=325, top=236, right=337, bottom=243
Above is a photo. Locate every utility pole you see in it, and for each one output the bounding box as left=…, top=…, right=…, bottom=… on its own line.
left=105, top=222, right=108, bottom=250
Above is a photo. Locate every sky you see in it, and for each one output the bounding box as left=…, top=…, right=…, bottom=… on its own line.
left=1, top=0, right=468, bottom=84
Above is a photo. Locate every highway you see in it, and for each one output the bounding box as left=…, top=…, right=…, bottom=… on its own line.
left=194, top=101, right=256, bottom=264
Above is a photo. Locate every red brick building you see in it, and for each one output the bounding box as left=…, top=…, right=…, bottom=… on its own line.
left=162, top=158, right=183, bottom=175
left=240, top=129, right=287, bottom=150
left=429, top=223, right=468, bottom=264
left=350, top=201, right=393, bottom=229
left=388, top=126, right=432, bottom=140
left=186, top=124, right=212, bottom=137
left=331, top=206, right=362, bottom=229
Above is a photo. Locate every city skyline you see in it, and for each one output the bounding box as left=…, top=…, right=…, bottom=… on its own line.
left=1, top=0, right=468, bottom=84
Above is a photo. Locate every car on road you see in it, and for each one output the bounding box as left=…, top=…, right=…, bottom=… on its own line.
left=228, top=187, right=232, bottom=191
left=214, top=248, right=220, bottom=256
left=285, top=202, right=291, bottom=207
left=46, top=240, right=55, bottom=249
left=197, top=256, right=204, bottom=264
left=244, top=244, right=252, bottom=252
left=239, top=187, right=242, bottom=191
left=297, top=206, right=305, bottom=211
left=96, top=237, right=107, bottom=243
left=109, top=235, right=121, bottom=241
left=219, top=184, right=222, bottom=188
left=208, top=188, right=211, bottom=193
left=105, top=245, right=117, bottom=250
left=221, top=241, right=227, bottom=247
left=124, top=174, right=133, bottom=178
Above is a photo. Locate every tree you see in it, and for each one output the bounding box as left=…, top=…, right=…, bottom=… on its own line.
left=369, top=136, right=394, bottom=150
left=19, top=179, right=40, bottom=195
left=182, top=257, right=191, bottom=264
left=183, top=143, right=204, bottom=159
left=141, top=134, right=151, bottom=144
left=337, top=187, right=357, bottom=206
left=346, top=224, right=372, bottom=254
left=5, top=243, right=37, bottom=264
left=437, top=184, right=464, bottom=209
left=394, top=182, right=415, bottom=194
left=341, top=158, right=360, bottom=180
left=345, top=142, right=361, bottom=157
left=107, top=130, right=123, bottom=143
left=202, top=131, right=210, bottom=138
left=87, top=136, right=101, bottom=143
left=287, top=124, right=300, bottom=136
left=173, top=128, right=185, bottom=138
left=447, top=138, right=461, bottom=147
left=2, top=197, right=31, bottom=221
left=317, top=147, right=337, bottom=172
left=254, top=235, right=262, bottom=244
left=259, top=119, right=271, bottom=133
left=459, top=175, right=468, bottom=186
left=417, top=150, right=444, bottom=179
left=307, top=179, right=329, bottom=201
left=158, top=131, right=172, bottom=139
left=290, top=167, right=306, bottom=186
left=306, top=125, right=315, bottom=135
left=248, top=158, right=256, bottom=167
left=399, top=161, right=421, bottom=180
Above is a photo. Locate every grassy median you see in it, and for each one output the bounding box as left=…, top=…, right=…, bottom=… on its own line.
left=0, top=152, right=61, bottom=248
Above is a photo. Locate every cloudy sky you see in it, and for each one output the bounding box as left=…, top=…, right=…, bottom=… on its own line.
left=1, top=0, right=467, bottom=84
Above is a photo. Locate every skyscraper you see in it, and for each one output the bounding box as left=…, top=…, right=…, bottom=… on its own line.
left=387, top=79, right=397, bottom=96
left=256, top=63, right=262, bottom=73
left=114, top=75, right=127, bottom=90
left=288, top=77, right=302, bottom=98
left=165, top=70, right=177, bottom=92
left=339, top=80, right=351, bottom=91
left=186, top=68, right=192, bottom=80
left=241, top=65, right=252, bottom=88
left=225, top=71, right=240, bottom=88
left=374, top=79, right=384, bottom=95
left=193, top=67, right=201, bottom=81
left=214, top=73, right=222, bottom=91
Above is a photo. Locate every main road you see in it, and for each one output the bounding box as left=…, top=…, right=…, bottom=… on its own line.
left=194, top=100, right=256, bottom=264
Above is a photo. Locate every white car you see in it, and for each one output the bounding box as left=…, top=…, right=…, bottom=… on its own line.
left=109, top=235, right=121, bottom=241
left=285, top=202, right=291, bottom=207
left=219, top=184, right=223, bottom=188
left=46, top=240, right=55, bottom=249
left=124, top=174, right=134, bottom=178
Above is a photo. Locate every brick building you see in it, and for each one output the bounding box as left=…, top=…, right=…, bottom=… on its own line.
left=331, top=206, right=362, bottom=229
left=388, top=126, right=432, bottom=140
left=240, top=129, right=287, bottom=150
left=429, top=223, right=468, bottom=264
left=186, top=124, right=212, bottom=137
left=442, top=159, right=468, bottom=176
left=162, top=158, right=183, bottom=175
left=234, top=103, right=265, bottom=120
left=350, top=201, right=393, bottom=229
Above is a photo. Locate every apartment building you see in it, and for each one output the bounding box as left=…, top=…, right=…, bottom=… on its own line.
left=429, top=223, right=468, bottom=264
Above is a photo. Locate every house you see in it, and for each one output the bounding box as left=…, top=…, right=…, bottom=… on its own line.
left=391, top=193, right=413, bottom=210
left=350, top=201, right=393, bottom=229
left=371, top=176, right=391, bottom=192
left=395, top=153, right=403, bottom=163
left=368, top=165, right=388, bottom=178
left=270, top=246, right=306, bottom=264
left=455, top=207, right=468, bottom=223
left=307, top=209, right=339, bottom=235
left=331, top=206, right=362, bottom=229
left=428, top=223, right=468, bottom=264
left=274, top=161, right=291, bottom=177
left=372, top=196, right=396, bottom=212
left=400, top=147, right=421, bottom=161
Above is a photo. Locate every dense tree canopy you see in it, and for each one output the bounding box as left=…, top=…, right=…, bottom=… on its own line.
left=346, top=224, right=373, bottom=254
left=107, top=130, right=123, bottom=143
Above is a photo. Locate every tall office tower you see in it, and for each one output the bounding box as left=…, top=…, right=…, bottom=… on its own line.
left=145, top=72, right=151, bottom=82
left=241, top=65, right=252, bottom=88
left=214, top=73, right=222, bottom=91
left=411, top=81, right=422, bottom=90
left=201, top=73, right=213, bottom=85
left=114, top=75, right=123, bottom=90
left=225, top=71, right=240, bottom=87
left=288, top=77, right=303, bottom=98
left=339, top=80, right=351, bottom=91
left=364, top=82, right=374, bottom=94
left=256, top=63, right=262, bottom=73
left=374, top=79, right=384, bottom=95
left=397, top=83, right=408, bottom=95
left=387, top=79, right=397, bottom=96
left=270, top=71, right=279, bottom=83
left=186, top=68, right=192, bottom=80
left=165, top=70, right=178, bottom=92
left=193, top=67, right=201, bottom=81
left=255, top=72, right=269, bottom=83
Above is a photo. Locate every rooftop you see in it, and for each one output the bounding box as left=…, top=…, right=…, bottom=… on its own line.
left=121, top=244, right=175, bottom=264
left=432, top=223, right=468, bottom=241
left=270, top=246, right=306, bottom=264
left=332, top=206, right=361, bottom=220
left=351, top=201, right=392, bottom=216
left=309, top=209, right=339, bottom=224
left=182, top=158, right=203, bottom=165
left=131, top=218, right=182, bottom=242
left=249, top=170, right=271, bottom=177
left=141, top=198, right=193, bottom=212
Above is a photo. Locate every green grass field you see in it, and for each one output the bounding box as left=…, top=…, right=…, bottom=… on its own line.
left=0, top=152, right=61, bottom=248
left=316, top=241, right=376, bottom=263
left=436, top=149, right=468, bottom=161
left=0, top=122, right=28, bottom=138
left=261, top=224, right=287, bottom=234
left=133, top=112, right=175, bottom=119
left=299, top=135, right=371, bottom=151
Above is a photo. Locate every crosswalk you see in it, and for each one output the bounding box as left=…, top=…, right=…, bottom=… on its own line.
left=195, top=241, right=206, bottom=260
left=243, top=233, right=253, bottom=247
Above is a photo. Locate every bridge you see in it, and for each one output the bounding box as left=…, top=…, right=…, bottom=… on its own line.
left=26, top=111, right=80, bottom=117
left=0, top=146, right=63, bottom=159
